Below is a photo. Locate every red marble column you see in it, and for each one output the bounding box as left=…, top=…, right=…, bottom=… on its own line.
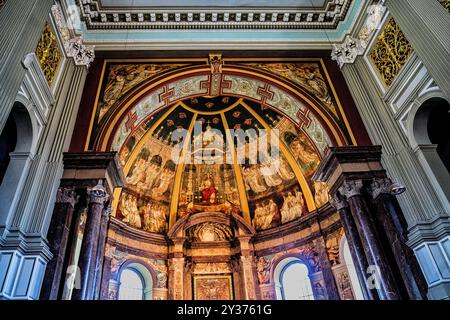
left=40, top=187, right=78, bottom=300
left=369, top=178, right=429, bottom=300
left=339, top=179, right=402, bottom=300
left=71, top=183, right=109, bottom=300
left=330, top=194, right=378, bottom=300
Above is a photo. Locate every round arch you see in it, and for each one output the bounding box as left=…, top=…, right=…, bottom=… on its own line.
left=116, top=259, right=156, bottom=300
left=95, top=64, right=352, bottom=152
left=272, top=256, right=314, bottom=300
left=406, top=91, right=450, bottom=207
left=0, top=101, right=35, bottom=227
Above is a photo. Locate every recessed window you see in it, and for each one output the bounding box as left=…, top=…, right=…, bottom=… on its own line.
left=280, top=262, right=314, bottom=300
left=118, top=268, right=144, bottom=300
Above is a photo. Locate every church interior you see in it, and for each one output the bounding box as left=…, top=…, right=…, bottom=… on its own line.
left=0, top=0, right=449, bottom=301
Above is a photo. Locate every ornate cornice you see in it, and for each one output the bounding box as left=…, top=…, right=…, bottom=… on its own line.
left=52, top=4, right=95, bottom=67
left=75, top=0, right=353, bottom=30
left=332, top=2, right=386, bottom=68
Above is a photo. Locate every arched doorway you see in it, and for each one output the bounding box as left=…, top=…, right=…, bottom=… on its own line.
left=425, top=98, right=450, bottom=173
left=0, top=112, right=17, bottom=185
left=0, top=102, right=34, bottom=227
left=412, top=97, right=450, bottom=205
left=274, top=257, right=314, bottom=300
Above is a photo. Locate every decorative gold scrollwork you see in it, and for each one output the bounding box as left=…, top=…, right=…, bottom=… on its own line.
left=369, top=17, right=413, bottom=87
left=35, top=22, right=62, bottom=87
left=438, top=0, right=450, bottom=12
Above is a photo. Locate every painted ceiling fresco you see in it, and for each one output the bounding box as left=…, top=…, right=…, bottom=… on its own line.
left=88, top=59, right=353, bottom=235
left=115, top=96, right=330, bottom=234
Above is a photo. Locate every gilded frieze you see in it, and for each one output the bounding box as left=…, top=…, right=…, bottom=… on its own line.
left=36, top=22, right=62, bottom=87
left=369, top=17, right=413, bottom=87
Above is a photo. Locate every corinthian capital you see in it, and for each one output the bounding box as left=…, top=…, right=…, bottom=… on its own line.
left=329, top=194, right=349, bottom=211
left=56, top=187, right=78, bottom=208
left=369, top=178, right=393, bottom=200
left=87, top=181, right=109, bottom=205
left=51, top=4, right=95, bottom=67
left=331, top=3, right=386, bottom=68
left=339, top=180, right=364, bottom=199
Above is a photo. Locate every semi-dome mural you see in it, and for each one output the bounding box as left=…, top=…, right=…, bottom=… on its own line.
left=87, top=56, right=352, bottom=236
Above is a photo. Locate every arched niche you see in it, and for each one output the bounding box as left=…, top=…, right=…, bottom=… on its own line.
left=0, top=101, right=35, bottom=227
left=116, top=260, right=156, bottom=300
left=407, top=93, right=450, bottom=207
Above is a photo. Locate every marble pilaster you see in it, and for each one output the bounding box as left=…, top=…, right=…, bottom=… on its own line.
left=314, top=236, right=341, bottom=300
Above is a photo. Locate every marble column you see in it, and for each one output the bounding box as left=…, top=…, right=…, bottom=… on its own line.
left=385, top=0, right=450, bottom=101
left=369, top=178, right=429, bottom=300
left=239, top=255, right=258, bottom=300
left=71, top=183, right=109, bottom=300
left=314, top=236, right=341, bottom=300
left=330, top=194, right=377, bottom=300
left=93, top=203, right=111, bottom=300
left=40, top=187, right=78, bottom=300
left=339, top=180, right=401, bottom=300
left=231, top=257, right=244, bottom=300
left=169, top=257, right=185, bottom=300
left=237, top=236, right=258, bottom=300
left=168, top=237, right=186, bottom=300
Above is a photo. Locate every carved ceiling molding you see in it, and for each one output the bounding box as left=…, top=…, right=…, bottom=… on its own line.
left=331, top=2, right=386, bottom=68
left=76, top=0, right=354, bottom=30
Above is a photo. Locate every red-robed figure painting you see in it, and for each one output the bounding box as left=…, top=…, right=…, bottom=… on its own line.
left=201, top=174, right=218, bottom=204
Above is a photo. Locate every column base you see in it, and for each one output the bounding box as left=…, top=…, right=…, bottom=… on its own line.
left=0, top=230, right=52, bottom=300
left=408, top=216, right=450, bottom=300
left=428, top=282, right=450, bottom=300
left=0, top=250, right=47, bottom=300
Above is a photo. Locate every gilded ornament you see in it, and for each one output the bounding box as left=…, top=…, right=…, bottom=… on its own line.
left=438, top=0, right=450, bottom=12
left=35, top=22, right=62, bottom=86
left=369, top=18, right=413, bottom=87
